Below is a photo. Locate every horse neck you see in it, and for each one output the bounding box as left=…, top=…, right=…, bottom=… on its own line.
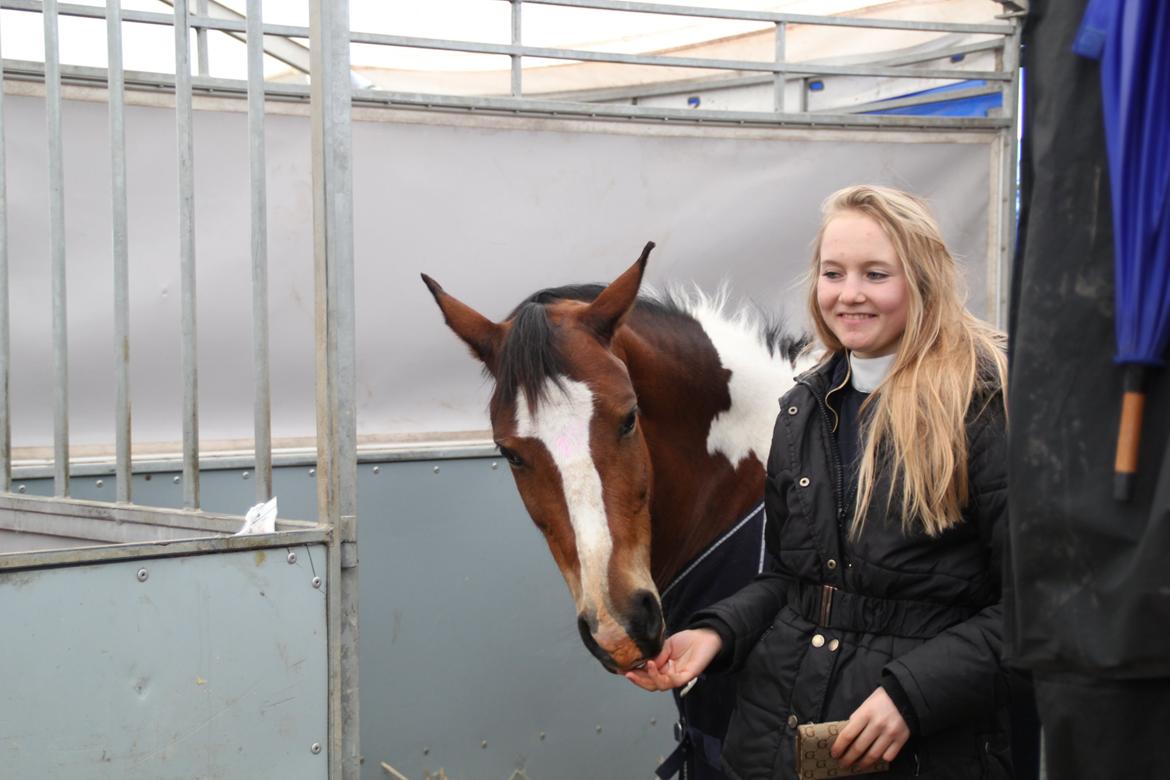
left=615, top=304, right=791, bottom=588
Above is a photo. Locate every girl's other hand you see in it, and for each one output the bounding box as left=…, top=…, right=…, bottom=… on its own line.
left=623, top=628, right=723, bottom=692
left=831, top=686, right=910, bottom=769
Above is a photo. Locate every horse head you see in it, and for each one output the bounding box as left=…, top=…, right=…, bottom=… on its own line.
left=423, top=242, right=662, bottom=673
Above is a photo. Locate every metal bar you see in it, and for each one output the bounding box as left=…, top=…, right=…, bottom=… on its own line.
left=310, top=1, right=359, bottom=775
left=195, top=0, right=209, bottom=75
left=994, top=22, right=1022, bottom=328
left=174, top=0, right=199, bottom=509
left=0, top=58, right=1010, bottom=131
left=0, top=0, right=1016, bottom=36
left=44, top=0, right=69, bottom=498
left=246, top=0, right=272, bottom=503
left=513, top=0, right=1014, bottom=34
left=108, top=0, right=132, bottom=504
left=343, top=31, right=1012, bottom=82
left=0, top=15, right=8, bottom=494
left=772, top=21, right=785, bottom=113
left=511, top=0, right=522, bottom=98
left=153, top=0, right=314, bottom=78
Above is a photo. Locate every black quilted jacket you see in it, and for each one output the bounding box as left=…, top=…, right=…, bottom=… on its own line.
left=691, top=353, right=1011, bottom=780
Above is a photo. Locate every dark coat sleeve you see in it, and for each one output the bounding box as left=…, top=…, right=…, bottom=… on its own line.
left=881, top=399, right=1009, bottom=736
left=688, top=415, right=792, bottom=674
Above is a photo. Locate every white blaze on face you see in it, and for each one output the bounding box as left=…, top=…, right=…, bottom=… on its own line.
left=515, top=378, right=613, bottom=610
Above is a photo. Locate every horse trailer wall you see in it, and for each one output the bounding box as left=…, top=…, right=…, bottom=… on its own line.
left=5, top=87, right=1004, bottom=452
left=8, top=454, right=679, bottom=779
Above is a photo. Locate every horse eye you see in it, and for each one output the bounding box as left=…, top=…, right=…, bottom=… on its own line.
left=498, top=445, right=524, bottom=468
left=619, top=408, right=638, bottom=437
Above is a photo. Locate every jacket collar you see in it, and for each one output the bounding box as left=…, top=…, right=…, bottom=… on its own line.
left=794, top=350, right=848, bottom=400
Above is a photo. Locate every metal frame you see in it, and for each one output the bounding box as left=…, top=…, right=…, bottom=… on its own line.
left=0, top=3, right=1019, bottom=779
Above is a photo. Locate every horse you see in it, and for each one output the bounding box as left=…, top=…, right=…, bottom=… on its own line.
left=422, top=242, right=806, bottom=779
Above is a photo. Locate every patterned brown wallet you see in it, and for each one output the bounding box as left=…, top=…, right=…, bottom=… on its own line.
left=795, top=721, right=891, bottom=779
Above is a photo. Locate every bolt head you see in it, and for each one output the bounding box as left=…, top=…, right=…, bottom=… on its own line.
left=372, top=466, right=381, bottom=474
left=287, top=552, right=298, bottom=564
left=136, top=568, right=149, bottom=582
left=95, top=479, right=104, bottom=488
left=242, top=471, right=250, bottom=479
left=312, top=576, right=322, bottom=589
left=310, top=742, right=321, bottom=755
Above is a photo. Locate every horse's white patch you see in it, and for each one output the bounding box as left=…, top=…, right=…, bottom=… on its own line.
left=684, top=291, right=800, bottom=467
left=515, top=379, right=612, bottom=607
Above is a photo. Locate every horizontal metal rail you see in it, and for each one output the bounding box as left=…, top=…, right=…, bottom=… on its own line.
left=0, top=59, right=1011, bottom=130
left=514, top=0, right=1015, bottom=34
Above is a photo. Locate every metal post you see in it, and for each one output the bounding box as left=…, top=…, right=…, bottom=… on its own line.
left=196, top=0, right=210, bottom=76
left=174, top=0, right=200, bottom=509
left=310, top=0, right=359, bottom=777
left=246, top=0, right=272, bottom=502
left=511, top=0, right=522, bottom=98
left=773, top=21, right=786, bottom=113
left=995, top=23, right=1022, bottom=329
left=108, top=0, right=132, bottom=504
left=44, top=0, right=69, bottom=498
left=0, top=14, right=8, bottom=493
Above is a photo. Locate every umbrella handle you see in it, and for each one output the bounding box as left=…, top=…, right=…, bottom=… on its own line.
left=1113, top=366, right=1146, bottom=501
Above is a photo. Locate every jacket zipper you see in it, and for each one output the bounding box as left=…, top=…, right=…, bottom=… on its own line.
left=797, top=377, right=848, bottom=531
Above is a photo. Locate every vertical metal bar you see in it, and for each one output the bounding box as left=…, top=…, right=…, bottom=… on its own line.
left=174, top=0, right=200, bottom=509
left=511, top=0, right=522, bottom=98
left=773, top=21, right=786, bottom=113
left=995, top=25, right=1022, bottom=328
left=310, top=1, right=358, bottom=777
left=0, top=15, right=8, bottom=493
left=195, top=0, right=209, bottom=76
left=45, top=0, right=69, bottom=497
left=108, top=0, right=132, bottom=504
left=246, top=0, right=272, bottom=502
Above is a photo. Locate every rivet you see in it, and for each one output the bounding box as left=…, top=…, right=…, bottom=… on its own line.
left=172, top=476, right=181, bottom=484
left=312, top=576, right=322, bottom=589
left=242, top=471, right=250, bottom=479
left=480, top=740, right=488, bottom=749
left=287, top=552, right=297, bottom=564
left=826, top=559, right=838, bottom=570
left=433, top=466, right=440, bottom=474
left=95, top=479, right=104, bottom=488
left=595, top=725, right=602, bottom=733
left=17, top=484, right=26, bottom=493
left=310, top=742, right=321, bottom=755
left=423, top=747, right=430, bottom=756
left=137, top=568, right=149, bottom=582
left=539, top=732, right=546, bottom=741
left=308, top=468, right=316, bottom=477
left=491, top=461, right=498, bottom=470
left=798, top=477, right=810, bottom=487
left=144, top=473, right=152, bottom=481
left=650, top=718, right=657, bottom=726
left=372, top=466, right=381, bottom=475
left=788, top=406, right=798, bottom=415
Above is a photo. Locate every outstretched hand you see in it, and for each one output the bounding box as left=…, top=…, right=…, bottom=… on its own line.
left=831, top=686, right=910, bottom=770
left=624, top=628, right=723, bottom=692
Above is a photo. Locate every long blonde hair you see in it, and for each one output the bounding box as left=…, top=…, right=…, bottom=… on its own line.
left=807, top=185, right=1007, bottom=538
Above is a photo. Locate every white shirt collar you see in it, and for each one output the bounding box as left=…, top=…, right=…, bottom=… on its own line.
left=848, top=352, right=895, bottom=393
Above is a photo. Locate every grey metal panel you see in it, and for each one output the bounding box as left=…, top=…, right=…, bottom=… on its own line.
left=0, top=544, right=329, bottom=779
left=356, top=457, right=677, bottom=780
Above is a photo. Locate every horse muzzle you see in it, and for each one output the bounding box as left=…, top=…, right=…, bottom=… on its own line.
left=577, top=588, right=665, bottom=673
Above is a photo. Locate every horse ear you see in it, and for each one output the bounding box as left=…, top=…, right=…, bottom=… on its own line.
left=421, top=274, right=504, bottom=372
left=581, top=241, right=654, bottom=345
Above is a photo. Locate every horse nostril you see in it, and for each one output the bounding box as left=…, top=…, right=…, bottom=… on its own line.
left=631, top=589, right=664, bottom=637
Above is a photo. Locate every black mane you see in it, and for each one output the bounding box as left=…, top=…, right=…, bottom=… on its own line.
left=491, top=284, right=808, bottom=413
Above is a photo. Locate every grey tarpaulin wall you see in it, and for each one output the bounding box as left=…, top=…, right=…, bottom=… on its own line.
left=1008, top=0, right=1170, bottom=775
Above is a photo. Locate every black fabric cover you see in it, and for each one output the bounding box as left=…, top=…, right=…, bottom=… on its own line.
left=1007, top=0, right=1170, bottom=678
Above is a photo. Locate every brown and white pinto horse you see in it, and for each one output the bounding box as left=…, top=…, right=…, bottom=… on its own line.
left=423, top=243, right=804, bottom=775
